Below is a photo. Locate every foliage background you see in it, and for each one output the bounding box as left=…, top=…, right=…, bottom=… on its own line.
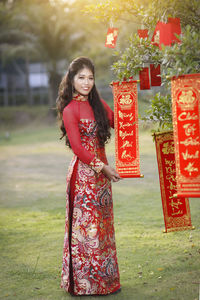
left=85, top=0, right=200, bottom=130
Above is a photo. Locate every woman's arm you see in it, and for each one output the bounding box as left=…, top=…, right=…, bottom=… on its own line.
left=63, top=105, right=104, bottom=173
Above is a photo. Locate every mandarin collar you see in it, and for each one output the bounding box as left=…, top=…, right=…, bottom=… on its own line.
left=73, top=93, right=88, bottom=102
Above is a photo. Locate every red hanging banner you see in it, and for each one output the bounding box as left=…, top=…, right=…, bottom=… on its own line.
left=150, top=64, right=161, bottom=86
left=139, top=67, right=150, bottom=90
left=112, top=80, right=142, bottom=178
left=171, top=73, right=200, bottom=198
left=105, top=28, right=119, bottom=48
left=154, top=131, right=192, bottom=232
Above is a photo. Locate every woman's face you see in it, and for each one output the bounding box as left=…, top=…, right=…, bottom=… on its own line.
left=73, top=67, right=94, bottom=96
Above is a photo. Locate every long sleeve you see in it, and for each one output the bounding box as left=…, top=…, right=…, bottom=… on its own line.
left=63, top=103, right=104, bottom=173
left=101, top=99, right=114, bottom=128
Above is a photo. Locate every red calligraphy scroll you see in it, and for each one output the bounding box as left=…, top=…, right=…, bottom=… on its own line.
left=112, top=80, right=142, bottom=178
left=171, top=73, right=200, bottom=197
left=154, top=131, right=192, bottom=232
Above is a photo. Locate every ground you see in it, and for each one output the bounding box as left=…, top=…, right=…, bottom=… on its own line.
left=0, top=118, right=199, bottom=300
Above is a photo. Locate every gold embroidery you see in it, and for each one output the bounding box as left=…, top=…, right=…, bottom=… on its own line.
left=73, top=93, right=88, bottom=102
left=178, top=89, right=197, bottom=110
left=178, top=112, right=198, bottom=121
left=184, top=162, right=199, bottom=176
left=180, top=136, right=199, bottom=146
left=162, top=142, right=175, bottom=154
left=90, top=157, right=104, bottom=173
left=181, top=150, right=199, bottom=160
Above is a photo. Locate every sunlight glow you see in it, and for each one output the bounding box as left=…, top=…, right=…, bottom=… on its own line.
left=49, top=0, right=74, bottom=6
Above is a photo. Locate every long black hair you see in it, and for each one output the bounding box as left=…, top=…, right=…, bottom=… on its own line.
left=56, top=57, right=111, bottom=147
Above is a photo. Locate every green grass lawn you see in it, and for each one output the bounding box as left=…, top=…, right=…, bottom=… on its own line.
left=0, top=122, right=199, bottom=300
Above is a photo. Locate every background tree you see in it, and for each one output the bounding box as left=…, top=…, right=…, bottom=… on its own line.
left=85, top=0, right=200, bottom=130
left=0, top=0, right=125, bottom=108
left=0, top=1, right=30, bottom=105
left=15, top=0, right=87, bottom=108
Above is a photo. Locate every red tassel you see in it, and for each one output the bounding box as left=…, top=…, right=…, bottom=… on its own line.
left=150, top=64, right=161, bottom=86
left=139, top=67, right=150, bottom=90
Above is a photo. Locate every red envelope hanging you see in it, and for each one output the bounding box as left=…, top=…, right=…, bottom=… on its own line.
left=137, top=29, right=148, bottom=39
left=151, top=18, right=181, bottom=49
left=105, top=28, right=119, bottom=48
left=150, top=64, right=161, bottom=86
left=151, top=22, right=171, bottom=48
left=139, top=67, right=150, bottom=90
left=168, top=17, right=181, bottom=44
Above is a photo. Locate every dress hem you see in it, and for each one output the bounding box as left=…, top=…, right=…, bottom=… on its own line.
left=61, top=284, right=121, bottom=297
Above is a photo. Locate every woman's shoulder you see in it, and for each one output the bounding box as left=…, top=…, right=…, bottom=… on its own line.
left=63, top=100, right=77, bottom=112
left=63, top=100, right=79, bottom=117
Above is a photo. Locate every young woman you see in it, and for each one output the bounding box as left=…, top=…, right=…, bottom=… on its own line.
left=56, top=57, right=121, bottom=296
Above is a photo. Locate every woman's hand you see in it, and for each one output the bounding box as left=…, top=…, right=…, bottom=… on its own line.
left=102, top=164, right=121, bottom=182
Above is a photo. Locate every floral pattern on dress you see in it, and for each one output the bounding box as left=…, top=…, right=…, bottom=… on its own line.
left=61, top=119, right=120, bottom=295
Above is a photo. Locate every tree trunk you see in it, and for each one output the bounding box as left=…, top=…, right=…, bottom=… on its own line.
left=24, top=55, right=32, bottom=105
left=48, top=71, right=62, bottom=115
left=4, top=73, right=8, bottom=106
left=11, top=76, right=16, bottom=106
